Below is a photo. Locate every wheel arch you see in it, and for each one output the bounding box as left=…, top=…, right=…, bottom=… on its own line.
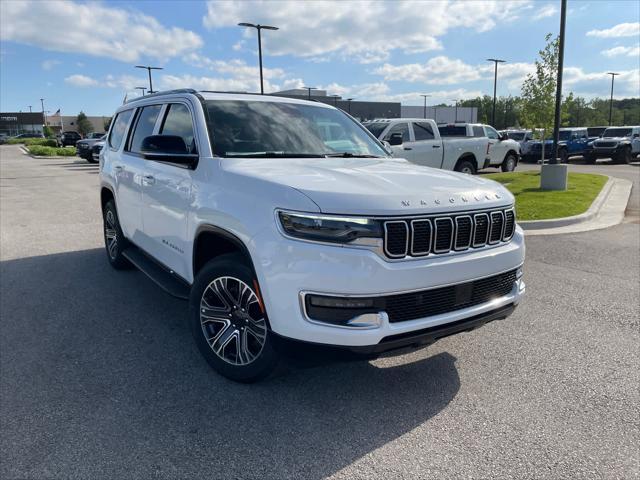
left=100, top=185, right=115, bottom=212
left=192, top=225, right=257, bottom=277
left=454, top=153, right=478, bottom=170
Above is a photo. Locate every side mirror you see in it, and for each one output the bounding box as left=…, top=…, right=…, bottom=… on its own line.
left=382, top=140, right=393, bottom=155
left=633, top=133, right=639, bottom=138
left=140, top=135, right=198, bottom=167
left=388, top=132, right=403, bottom=146
left=499, top=133, right=509, bottom=141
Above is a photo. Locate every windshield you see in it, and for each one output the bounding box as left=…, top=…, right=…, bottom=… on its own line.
left=603, top=127, right=632, bottom=137
left=507, top=132, right=525, bottom=141
left=558, top=131, right=571, bottom=141
left=205, top=100, right=387, bottom=158
left=363, top=122, right=389, bottom=139
left=587, top=127, right=606, bottom=137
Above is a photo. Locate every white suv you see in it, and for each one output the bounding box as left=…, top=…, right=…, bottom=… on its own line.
left=99, top=89, right=525, bottom=382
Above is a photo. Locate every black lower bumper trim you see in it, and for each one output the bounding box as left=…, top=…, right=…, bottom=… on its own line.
left=272, top=303, right=516, bottom=359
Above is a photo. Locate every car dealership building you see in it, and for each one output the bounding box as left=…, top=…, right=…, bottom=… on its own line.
left=0, top=112, right=45, bottom=136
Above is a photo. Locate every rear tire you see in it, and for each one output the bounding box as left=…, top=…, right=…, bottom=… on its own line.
left=455, top=159, right=476, bottom=175
left=189, top=254, right=280, bottom=383
left=103, top=200, right=132, bottom=270
left=501, top=153, right=517, bottom=172
left=585, top=153, right=596, bottom=165
left=559, top=149, right=568, bottom=164
left=618, top=146, right=632, bottom=164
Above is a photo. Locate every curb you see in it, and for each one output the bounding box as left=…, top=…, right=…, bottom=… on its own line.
left=520, top=176, right=613, bottom=230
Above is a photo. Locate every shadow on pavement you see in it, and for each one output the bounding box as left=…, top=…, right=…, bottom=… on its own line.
left=1, top=248, right=460, bottom=479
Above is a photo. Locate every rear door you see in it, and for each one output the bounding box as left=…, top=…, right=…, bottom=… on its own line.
left=408, top=121, right=443, bottom=168
left=140, top=102, right=198, bottom=279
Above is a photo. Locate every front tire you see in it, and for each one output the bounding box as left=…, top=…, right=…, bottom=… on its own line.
left=501, top=153, right=517, bottom=172
left=585, top=153, right=596, bottom=164
left=103, top=200, right=131, bottom=270
left=189, top=254, right=280, bottom=383
left=618, top=146, right=632, bottom=164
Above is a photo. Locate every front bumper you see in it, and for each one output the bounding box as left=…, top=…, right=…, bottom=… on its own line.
left=251, top=224, right=525, bottom=347
left=591, top=147, right=620, bottom=158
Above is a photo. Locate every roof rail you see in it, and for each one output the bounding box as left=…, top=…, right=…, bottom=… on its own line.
left=124, top=88, right=198, bottom=103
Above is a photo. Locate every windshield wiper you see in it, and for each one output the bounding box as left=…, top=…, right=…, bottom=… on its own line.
left=224, top=152, right=326, bottom=158
left=324, top=152, right=384, bottom=158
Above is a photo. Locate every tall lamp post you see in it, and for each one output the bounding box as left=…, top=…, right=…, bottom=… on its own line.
left=303, top=86, right=317, bottom=99
left=607, top=72, right=619, bottom=126
left=328, top=94, right=340, bottom=107
left=40, top=98, right=46, bottom=131
left=451, top=99, right=458, bottom=122
left=346, top=98, right=354, bottom=114
left=238, top=22, right=279, bottom=94
left=28, top=105, right=33, bottom=132
left=135, top=65, right=163, bottom=94
left=136, top=86, right=147, bottom=96
left=420, top=94, right=431, bottom=119
left=487, top=58, right=506, bottom=127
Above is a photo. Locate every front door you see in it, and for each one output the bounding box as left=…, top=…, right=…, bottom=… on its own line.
left=485, top=125, right=506, bottom=165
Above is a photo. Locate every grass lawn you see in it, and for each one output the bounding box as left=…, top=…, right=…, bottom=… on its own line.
left=483, top=171, right=608, bottom=221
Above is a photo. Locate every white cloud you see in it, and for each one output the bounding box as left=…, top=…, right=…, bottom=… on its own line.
left=203, top=0, right=528, bottom=63
left=587, top=22, right=640, bottom=38
left=184, top=54, right=286, bottom=80
left=532, top=4, right=557, bottom=20
left=1, top=0, right=202, bottom=62
left=563, top=67, right=640, bottom=99
left=64, top=74, right=99, bottom=87
left=374, top=56, right=486, bottom=84
left=601, top=45, right=640, bottom=58
left=41, top=59, right=60, bottom=70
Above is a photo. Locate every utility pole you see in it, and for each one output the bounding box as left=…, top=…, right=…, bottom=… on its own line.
left=136, top=86, right=147, bottom=96
left=40, top=98, right=46, bottom=131
left=238, top=23, right=279, bottom=94
left=135, top=65, right=163, bottom=94
left=346, top=98, right=354, bottom=114
left=549, top=0, right=566, bottom=165
left=420, top=94, right=431, bottom=119
left=487, top=58, right=506, bottom=127
left=607, top=72, right=619, bottom=126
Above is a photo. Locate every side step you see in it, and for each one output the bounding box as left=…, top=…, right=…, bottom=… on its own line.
left=122, top=246, right=190, bottom=300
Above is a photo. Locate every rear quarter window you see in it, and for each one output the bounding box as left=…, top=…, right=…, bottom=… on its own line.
left=108, top=109, right=134, bottom=150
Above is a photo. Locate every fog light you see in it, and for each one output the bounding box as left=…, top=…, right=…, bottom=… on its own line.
left=516, top=265, right=524, bottom=279
left=309, top=295, right=374, bottom=309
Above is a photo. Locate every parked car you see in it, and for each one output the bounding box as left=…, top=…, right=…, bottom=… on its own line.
left=587, top=126, right=640, bottom=164
left=522, top=127, right=590, bottom=163
left=363, top=119, right=519, bottom=173
left=11, top=132, right=45, bottom=139
left=0, top=133, right=9, bottom=144
left=91, top=140, right=105, bottom=163
left=99, top=90, right=525, bottom=382
left=76, top=134, right=105, bottom=162
left=501, top=129, right=535, bottom=156
left=57, top=131, right=81, bottom=147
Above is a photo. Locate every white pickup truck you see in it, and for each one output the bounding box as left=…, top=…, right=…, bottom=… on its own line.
left=364, top=119, right=520, bottom=174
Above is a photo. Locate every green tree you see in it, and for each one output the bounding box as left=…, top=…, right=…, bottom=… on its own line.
left=520, top=33, right=559, bottom=138
left=42, top=125, right=53, bottom=138
left=76, top=111, right=93, bottom=137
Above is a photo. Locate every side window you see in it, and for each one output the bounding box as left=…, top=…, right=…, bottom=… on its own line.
left=485, top=126, right=499, bottom=140
left=473, top=126, right=485, bottom=137
left=413, top=122, right=434, bottom=141
left=129, top=105, right=162, bottom=153
left=383, top=123, right=410, bottom=142
left=160, top=103, right=197, bottom=153
left=108, top=109, right=133, bottom=150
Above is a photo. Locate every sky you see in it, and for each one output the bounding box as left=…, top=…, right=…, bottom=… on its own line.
left=0, top=0, right=638, bottom=116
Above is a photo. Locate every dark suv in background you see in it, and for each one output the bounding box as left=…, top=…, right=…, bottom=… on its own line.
left=57, top=131, right=81, bottom=147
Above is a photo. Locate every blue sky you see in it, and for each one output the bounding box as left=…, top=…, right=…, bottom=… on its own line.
left=1, top=0, right=638, bottom=116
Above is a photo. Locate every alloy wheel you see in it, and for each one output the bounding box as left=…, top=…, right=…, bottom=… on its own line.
left=199, top=276, right=267, bottom=366
left=105, top=210, right=118, bottom=260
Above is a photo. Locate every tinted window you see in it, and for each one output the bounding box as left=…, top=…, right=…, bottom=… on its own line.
left=364, top=122, right=389, bottom=139
left=160, top=104, right=196, bottom=153
left=439, top=125, right=467, bottom=137
left=485, top=126, right=499, bottom=139
left=603, top=127, right=632, bottom=137
left=507, top=132, right=525, bottom=141
left=383, top=123, right=410, bottom=142
left=472, top=126, right=485, bottom=137
left=413, top=122, right=434, bottom=141
left=129, top=105, right=162, bottom=153
left=587, top=127, right=606, bottom=137
left=108, top=109, right=133, bottom=150
left=205, top=100, right=387, bottom=158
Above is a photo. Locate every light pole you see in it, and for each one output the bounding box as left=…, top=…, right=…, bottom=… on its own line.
left=487, top=58, right=506, bottom=127
left=135, top=65, right=163, bottom=94
left=238, top=23, right=279, bottom=94
left=346, top=98, right=354, bottom=114
left=420, top=94, right=431, bottom=119
left=328, top=94, right=340, bottom=107
left=40, top=98, right=46, bottom=130
left=28, top=105, right=33, bottom=132
left=451, top=99, right=458, bottom=122
left=549, top=0, right=566, bottom=166
left=607, top=72, right=619, bottom=126
left=303, top=86, right=317, bottom=99
left=136, top=86, right=147, bottom=96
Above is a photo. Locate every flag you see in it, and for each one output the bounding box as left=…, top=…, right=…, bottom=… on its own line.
left=53, top=109, right=61, bottom=116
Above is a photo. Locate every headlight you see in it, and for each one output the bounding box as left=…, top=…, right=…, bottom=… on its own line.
left=278, top=211, right=382, bottom=245
left=587, top=141, right=593, bottom=146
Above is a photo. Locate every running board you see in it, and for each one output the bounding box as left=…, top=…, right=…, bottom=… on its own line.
left=122, top=246, right=190, bottom=300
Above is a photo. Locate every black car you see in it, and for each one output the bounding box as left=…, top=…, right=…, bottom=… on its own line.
left=57, top=131, right=82, bottom=147
left=76, top=133, right=105, bottom=161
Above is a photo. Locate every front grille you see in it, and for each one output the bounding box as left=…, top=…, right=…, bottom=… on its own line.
left=383, top=208, right=515, bottom=259
left=384, top=269, right=517, bottom=322
left=595, top=141, right=617, bottom=148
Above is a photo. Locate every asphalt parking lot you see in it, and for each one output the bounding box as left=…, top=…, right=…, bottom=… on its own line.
left=1, top=144, right=638, bottom=479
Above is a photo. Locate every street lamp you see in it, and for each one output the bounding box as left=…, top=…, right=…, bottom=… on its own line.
left=136, top=86, right=147, bottom=96
left=486, top=58, right=506, bottom=127
left=303, top=86, right=317, bottom=99
left=238, top=22, right=279, bottom=94
left=40, top=98, right=46, bottom=129
left=451, top=99, right=458, bottom=122
left=420, top=94, right=431, bottom=119
left=328, top=94, right=340, bottom=107
left=346, top=98, right=354, bottom=114
left=135, top=65, right=163, bottom=94
left=28, top=105, right=33, bottom=132
left=607, top=72, right=619, bottom=126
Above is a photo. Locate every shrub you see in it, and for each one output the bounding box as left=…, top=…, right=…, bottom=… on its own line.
left=7, top=138, right=57, bottom=146
left=28, top=145, right=77, bottom=156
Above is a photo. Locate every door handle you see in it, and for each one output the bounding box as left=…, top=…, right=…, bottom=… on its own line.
left=403, top=147, right=412, bottom=150
left=143, top=175, right=155, bottom=185
left=432, top=145, right=441, bottom=148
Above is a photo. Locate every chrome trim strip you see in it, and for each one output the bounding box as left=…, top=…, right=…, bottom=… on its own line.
left=472, top=213, right=490, bottom=248
left=383, top=221, right=409, bottom=258
left=489, top=211, right=504, bottom=245
left=409, top=219, right=432, bottom=256
left=433, top=217, right=454, bottom=253
left=454, top=215, right=473, bottom=251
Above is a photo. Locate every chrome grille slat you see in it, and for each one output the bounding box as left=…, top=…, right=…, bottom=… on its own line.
left=383, top=208, right=515, bottom=259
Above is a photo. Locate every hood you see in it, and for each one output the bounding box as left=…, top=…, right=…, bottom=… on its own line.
left=222, top=157, right=513, bottom=216
left=596, top=136, right=629, bottom=142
